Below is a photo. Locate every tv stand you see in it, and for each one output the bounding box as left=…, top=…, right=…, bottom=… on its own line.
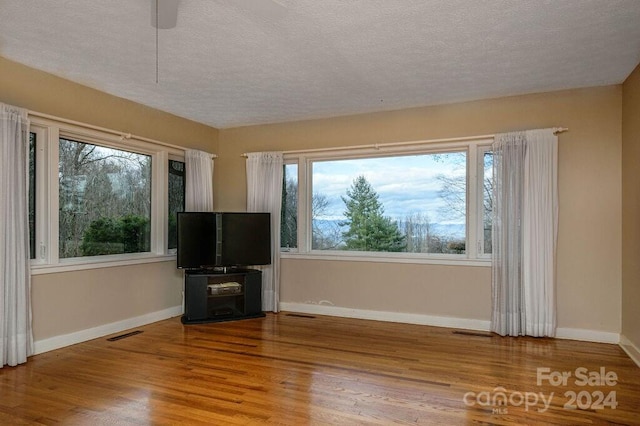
left=181, top=269, right=265, bottom=324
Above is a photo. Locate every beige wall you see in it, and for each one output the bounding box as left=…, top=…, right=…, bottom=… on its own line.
left=622, top=64, right=640, bottom=348
left=0, top=56, right=218, bottom=152
left=1, top=53, right=627, bottom=343
left=32, top=263, right=183, bottom=339
left=218, top=87, right=622, bottom=332
left=1, top=56, right=219, bottom=342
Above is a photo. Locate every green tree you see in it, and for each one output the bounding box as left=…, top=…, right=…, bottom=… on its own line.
left=341, top=175, right=405, bottom=252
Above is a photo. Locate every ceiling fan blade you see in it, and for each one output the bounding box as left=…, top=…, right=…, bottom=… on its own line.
left=151, top=0, right=179, bottom=29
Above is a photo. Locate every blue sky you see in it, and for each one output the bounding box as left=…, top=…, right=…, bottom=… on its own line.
left=310, top=152, right=466, bottom=226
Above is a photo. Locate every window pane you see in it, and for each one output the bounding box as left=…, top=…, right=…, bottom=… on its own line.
left=281, top=163, right=298, bottom=249
left=58, top=138, right=151, bottom=258
left=29, top=132, right=36, bottom=260
left=168, top=159, right=185, bottom=250
left=483, top=151, right=493, bottom=254
left=311, top=152, right=467, bottom=254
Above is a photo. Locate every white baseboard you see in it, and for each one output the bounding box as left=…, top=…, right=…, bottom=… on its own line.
left=33, top=305, right=183, bottom=355
left=619, top=335, right=640, bottom=368
left=32, top=303, right=627, bottom=355
left=279, top=302, right=491, bottom=332
left=279, top=302, right=621, bottom=344
left=555, top=327, right=620, bottom=344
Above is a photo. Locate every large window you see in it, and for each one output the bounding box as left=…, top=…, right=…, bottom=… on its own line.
left=58, top=138, right=152, bottom=258
left=28, top=117, right=188, bottom=271
left=281, top=139, right=492, bottom=264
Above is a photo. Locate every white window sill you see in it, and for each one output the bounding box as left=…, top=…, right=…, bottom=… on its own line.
left=31, top=253, right=178, bottom=275
left=280, top=251, right=491, bottom=267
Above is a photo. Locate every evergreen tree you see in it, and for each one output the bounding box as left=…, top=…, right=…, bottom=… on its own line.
left=341, top=176, right=405, bottom=252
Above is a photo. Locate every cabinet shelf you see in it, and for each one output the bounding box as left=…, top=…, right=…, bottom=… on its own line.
left=207, top=292, right=244, bottom=298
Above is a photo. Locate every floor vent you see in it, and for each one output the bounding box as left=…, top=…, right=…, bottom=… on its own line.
left=107, top=330, right=143, bottom=341
left=452, top=330, right=492, bottom=338
left=285, top=313, right=316, bottom=319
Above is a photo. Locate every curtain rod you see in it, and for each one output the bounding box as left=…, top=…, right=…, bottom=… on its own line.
left=28, top=110, right=217, bottom=159
left=241, top=127, right=568, bottom=157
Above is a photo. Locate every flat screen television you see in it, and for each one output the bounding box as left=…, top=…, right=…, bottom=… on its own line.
left=176, top=212, right=271, bottom=270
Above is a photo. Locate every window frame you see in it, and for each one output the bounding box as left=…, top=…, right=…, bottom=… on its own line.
left=477, top=145, right=493, bottom=259
left=281, top=138, right=493, bottom=266
left=30, top=124, right=49, bottom=264
left=29, top=115, right=186, bottom=274
left=167, top=156, right=186, bottom=254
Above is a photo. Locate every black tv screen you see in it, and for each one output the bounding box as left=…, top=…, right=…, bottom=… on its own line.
left=176, top=212, right=271, bottom=270
left=218, top=212, right=271, bottom=266
left=176, top=212, right=217, bottom=269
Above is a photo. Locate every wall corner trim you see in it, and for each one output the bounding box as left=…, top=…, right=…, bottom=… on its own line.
left=32, top=305, right=183, bottom=355
left=619, top=335, right=640, bottom=368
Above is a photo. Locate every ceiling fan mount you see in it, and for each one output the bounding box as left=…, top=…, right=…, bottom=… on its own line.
left=151, top=0, right=178, bottom=30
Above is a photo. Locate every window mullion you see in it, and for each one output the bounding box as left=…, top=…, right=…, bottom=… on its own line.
left=477, top=145, right=493, bottom=258
left=47, top=126, right=60, bottom=264
left=31, top=126, right=47, bottom=263
left=152, top=151, right=167, bottom=255
left=299, top=156, right=310, bottom=253
left=467, top=143, right=479, bottom=259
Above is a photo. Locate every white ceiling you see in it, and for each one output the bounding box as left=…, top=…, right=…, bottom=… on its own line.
left=1, top=0, right=640, bottom=129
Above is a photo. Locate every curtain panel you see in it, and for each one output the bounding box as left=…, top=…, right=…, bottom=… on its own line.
left=246, top=152, right=283, bottom=312
left=0, top=103, right=33, bottom=367
left=185, top=149, right=214, bottom=212
left=491, top=128, right=558, bottom=337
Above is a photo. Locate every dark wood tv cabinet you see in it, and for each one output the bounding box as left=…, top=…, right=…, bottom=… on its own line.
left=181, top=269, right=264, bottom=324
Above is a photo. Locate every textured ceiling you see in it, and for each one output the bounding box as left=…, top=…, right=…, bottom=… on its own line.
left=1, top=0, right=640, bottom=129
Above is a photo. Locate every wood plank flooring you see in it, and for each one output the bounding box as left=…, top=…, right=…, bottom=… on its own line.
left=1, top=313, right=639, bottom=425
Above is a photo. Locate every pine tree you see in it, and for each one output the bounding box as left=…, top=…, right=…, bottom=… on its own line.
left=341, top=175, right=405, bottom=252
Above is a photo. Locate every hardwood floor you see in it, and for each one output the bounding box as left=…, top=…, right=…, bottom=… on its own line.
left=1, top=313, right=639, bottom=425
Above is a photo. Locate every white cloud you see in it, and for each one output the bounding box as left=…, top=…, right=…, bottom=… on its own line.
left=310, top=153, right=466, bottom=224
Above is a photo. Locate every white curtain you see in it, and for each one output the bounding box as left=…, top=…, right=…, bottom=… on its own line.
left=0, top=103, right=33, bottom=367
left=246, top=152, right=283, bottom=312
left=491, top=128, right=558, bottom=337
left=185, top=149, right=214, bottom=212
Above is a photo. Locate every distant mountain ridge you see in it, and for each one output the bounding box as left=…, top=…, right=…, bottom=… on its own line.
left=312, top=219, right=465, bottom=239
